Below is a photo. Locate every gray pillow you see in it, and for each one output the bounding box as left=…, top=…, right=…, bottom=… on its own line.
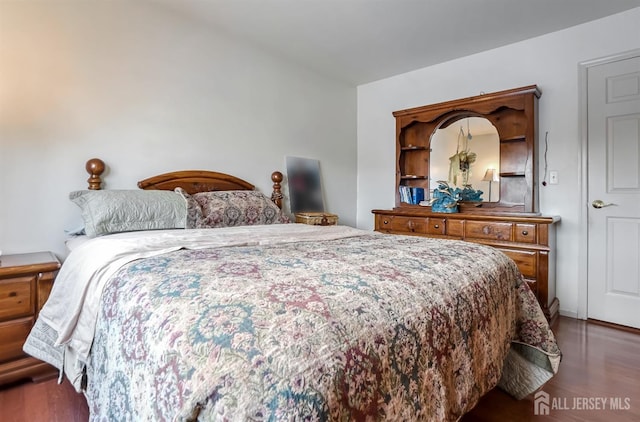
left=69, top=190, right=187, bottom=237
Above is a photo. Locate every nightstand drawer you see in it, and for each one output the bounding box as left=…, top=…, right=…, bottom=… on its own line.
left=0, top=317, right=33, bottom=363
left=0, top=276, right=34, bottom=321
left=37, top=271, right=56, bottom=311
left=465, top=221, right=513, bottom=241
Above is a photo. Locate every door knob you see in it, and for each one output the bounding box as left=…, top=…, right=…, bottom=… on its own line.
left=592, top=199, right=616, bottom=209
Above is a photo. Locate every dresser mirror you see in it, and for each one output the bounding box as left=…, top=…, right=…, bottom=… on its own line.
left=429, top=117, right=500, bottom=202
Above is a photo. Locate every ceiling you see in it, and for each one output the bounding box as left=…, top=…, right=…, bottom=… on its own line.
left=156, top=0, right=640, bottom=85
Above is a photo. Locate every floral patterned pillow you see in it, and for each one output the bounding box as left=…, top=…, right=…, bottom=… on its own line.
left=176, top=189, right=290, bottom=228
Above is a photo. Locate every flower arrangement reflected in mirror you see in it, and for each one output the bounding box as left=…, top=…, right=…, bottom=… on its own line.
left=448, top=124, right=477, bottom=187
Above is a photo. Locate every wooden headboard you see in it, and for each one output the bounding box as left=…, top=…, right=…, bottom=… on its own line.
left=84, top=158, right=284, bottom=209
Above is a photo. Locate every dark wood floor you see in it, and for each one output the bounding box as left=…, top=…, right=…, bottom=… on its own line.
left=463, top=316, right=640, bottom=421
left=1, top=316, right=638, bottom=421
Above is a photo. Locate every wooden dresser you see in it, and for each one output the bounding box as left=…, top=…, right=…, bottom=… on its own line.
left=0, top=251, right=60, bottom=385
left=372, top=209, right=559, bottom=324
left=373, top=86, right=560, bottom=325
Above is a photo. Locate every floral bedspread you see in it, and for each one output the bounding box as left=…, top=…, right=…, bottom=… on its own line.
left=85, top=232, right=560, bottom=421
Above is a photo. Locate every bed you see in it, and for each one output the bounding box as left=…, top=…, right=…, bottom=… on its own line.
left=24, top=158, right=561, bottom=421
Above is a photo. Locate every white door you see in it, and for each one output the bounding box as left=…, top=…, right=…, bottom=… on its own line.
left=587, top=53, right=640, bottom=329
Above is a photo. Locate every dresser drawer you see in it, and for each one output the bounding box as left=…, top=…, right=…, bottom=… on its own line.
left=0, top=276, right=34, bottom=321
left=0, top=317, right=33, bottom=363
left=445, top=219, right=464, bottom=237
left=514, top=224, right=537, bottom=243
left=499, top=249, right=537, bottom=279
left=377, top=215, right=427, bottom=234
left=465, top=221, right=512, bottom=241
left=525, top=279, right=538, bottom=296
left=426, top=218, right=446, bottom=235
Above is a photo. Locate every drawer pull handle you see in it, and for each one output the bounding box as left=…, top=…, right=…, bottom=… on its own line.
left=9, top=292, right=17, bottom=297
left=407, top=221, right=415, bottom=231
left=482, top=226, right=491, bottom=235
left=522, top=230, right=529, bottom=236
left=383, top=220, right=389, bottom=225
left=434, top=224, right=439, bottom=229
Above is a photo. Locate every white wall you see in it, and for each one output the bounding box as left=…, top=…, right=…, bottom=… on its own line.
left=0, top=2, right=357, bottom=258
left=356, top=8, right=640, bottom=317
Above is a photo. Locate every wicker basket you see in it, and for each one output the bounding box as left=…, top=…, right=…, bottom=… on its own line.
left=294, top=212, right=338, bottom=226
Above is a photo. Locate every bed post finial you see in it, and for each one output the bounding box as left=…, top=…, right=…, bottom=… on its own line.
left=86, top=158, right=105, bottom=190
left=271, top=171, right=283, bottom=209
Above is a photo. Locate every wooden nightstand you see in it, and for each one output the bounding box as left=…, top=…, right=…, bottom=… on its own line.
left=295, top=212, right=339, bottom=226
left=0, top=251, right=60, bottom=385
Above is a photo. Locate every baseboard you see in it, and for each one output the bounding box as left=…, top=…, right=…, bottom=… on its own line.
left=588, top=318, right=640, bottom=335
left=558, top=309, right=578, bottom=319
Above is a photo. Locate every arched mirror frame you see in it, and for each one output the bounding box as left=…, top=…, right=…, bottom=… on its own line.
left=428, top=113, right=500, bottom=201
left=394, top=85, right=541, bottom=214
